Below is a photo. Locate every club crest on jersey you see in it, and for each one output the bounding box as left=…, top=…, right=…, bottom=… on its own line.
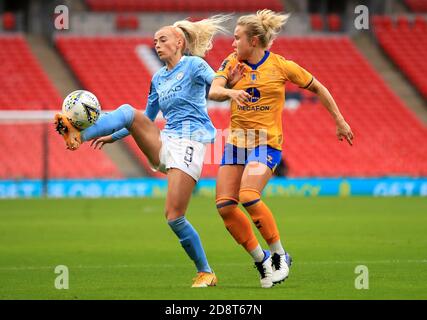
left=245, top=87, right=261, bottom=103
left=176, top=72, right=184, bottom=81
left=250, top=72, right=257, bottom=83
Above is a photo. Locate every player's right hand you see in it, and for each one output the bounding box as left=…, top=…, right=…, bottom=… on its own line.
left=90, top=135, right=114, bottom=150
left=227, top=63, right=246, bottom=88
left=229, top=89, right=251, bottom=106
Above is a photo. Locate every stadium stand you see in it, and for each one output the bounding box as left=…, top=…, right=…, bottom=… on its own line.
left=56, top=36, right=153, bottom=110
left=55, top=35, right=427, bottom=177
left=85, top=0, right=283, bottom=12
left=405, top=0, right=427, bottom=12
left=374, top=15, right=427, bottom=99
left=0, top=35, right=122, bottom=179
left=0, top=124, right=122, bottom=179
left=0, top=35, right=62, bottom=110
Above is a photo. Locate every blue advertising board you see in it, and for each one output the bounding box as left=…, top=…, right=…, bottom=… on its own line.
left=1, top=177, right=426, bottom=198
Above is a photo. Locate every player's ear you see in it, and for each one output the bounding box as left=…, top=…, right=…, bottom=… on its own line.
left=251, top=36, right=258, bottom=47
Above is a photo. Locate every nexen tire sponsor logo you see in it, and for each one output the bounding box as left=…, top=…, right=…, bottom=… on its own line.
left=237, top=105, right=271, bottom=111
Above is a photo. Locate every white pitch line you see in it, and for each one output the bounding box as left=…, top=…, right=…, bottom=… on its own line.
left=0, top=260, right=426, bottom=271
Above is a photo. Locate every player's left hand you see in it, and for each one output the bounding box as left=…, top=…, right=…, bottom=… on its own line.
left=90, top=135, right=114, bottom=149
left=336, top=119, right=354, bottom=146
left=227, top=63, right=246, bottom=88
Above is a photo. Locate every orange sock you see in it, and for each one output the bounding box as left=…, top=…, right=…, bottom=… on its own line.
left=216, top=196, right=259, bottom=252
left=239, top=188, right=280, bottom=245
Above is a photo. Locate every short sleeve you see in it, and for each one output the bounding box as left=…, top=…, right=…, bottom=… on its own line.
left=144, top=79, right=160, bottom=121
left=192, top=57, right=216, bottom=85
left=215, top=53, right=237, bottom=81
left=280, top=58, right=313, bottom=89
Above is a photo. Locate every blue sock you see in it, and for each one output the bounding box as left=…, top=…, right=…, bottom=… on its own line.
left=168, top=216, right=212, bottom=273
left=81, top=104, right=135, bottom=142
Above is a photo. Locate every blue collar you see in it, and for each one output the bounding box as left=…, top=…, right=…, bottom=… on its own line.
left=244, top=51, right=270, bottom=70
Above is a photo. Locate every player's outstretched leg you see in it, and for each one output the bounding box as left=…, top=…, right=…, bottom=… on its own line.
left=54, top=113, right=82, bottom=150
left=55, top=104, right=135, bottom=150
left=55, top=104, right=162, bottom=167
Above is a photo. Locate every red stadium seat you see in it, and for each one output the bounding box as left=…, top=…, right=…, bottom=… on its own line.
left=310, top=14, right=324, bottom=31
left=414, top=15, right=427, bottom=29
left=396, top=15, right=410, bottom=29
left=327, top=14, right=342, bottom=32
left=2, top=12, right=16, bottom=30
left=372, top=15, right=394, bottom=31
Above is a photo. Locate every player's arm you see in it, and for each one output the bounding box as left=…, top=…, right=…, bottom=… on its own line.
left=91, top=81, right=160, bottom=150
left=306, top=78, right=354, bottom=146
left=283, top=59, right=353, bottom=146
left=208, top=76, right=251, bottom=105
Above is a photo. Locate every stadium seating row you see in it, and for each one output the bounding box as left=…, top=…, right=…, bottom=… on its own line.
left=0, top=35, right=61, bottom=110
left=85, top=0, right=283, bottom=12
left=374, top=16, right=427, bottom=99
left=0, top=124, right=122, bottom=179
left=373, top=15, right=427, bottom=30
left=405, top=0, right=427, bottom=12
left=0, top=36, right=124, bottom=178
left=310, top=14, right=342, bottom=32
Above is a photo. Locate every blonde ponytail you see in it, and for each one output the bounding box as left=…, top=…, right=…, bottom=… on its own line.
left=173, top=15, right=231, bottom=57
left=237, top=9, right=290, bottom=49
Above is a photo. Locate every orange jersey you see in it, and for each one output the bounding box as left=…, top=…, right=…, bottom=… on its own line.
left=215, top=51, right=313, bottom=150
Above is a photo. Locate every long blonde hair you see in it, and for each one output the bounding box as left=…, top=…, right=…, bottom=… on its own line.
left=172, top=15, right=230, bottom=57
left=237, top=9, right=290, bottom=49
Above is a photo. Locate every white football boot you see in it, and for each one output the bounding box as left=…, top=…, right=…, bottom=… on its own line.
left=254, top=250, right=273, bottom=288
left=271, top=252, right=292, bottom=284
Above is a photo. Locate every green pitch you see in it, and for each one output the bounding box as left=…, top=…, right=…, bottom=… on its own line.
left=0, top=197, right=426, bottom=300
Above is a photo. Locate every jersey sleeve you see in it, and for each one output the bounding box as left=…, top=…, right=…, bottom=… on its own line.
left=214, top=53, right=237, bottom=81
left=280, top=58, right=314, bottom=89
left=192, top=57, right=216, bottom=85
left=111, top=128, right=130, bottom=141
left=144, top=79, right=160, bottom=121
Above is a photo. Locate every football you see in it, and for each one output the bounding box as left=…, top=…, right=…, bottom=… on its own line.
left=62, top=90, right=101, bottom=130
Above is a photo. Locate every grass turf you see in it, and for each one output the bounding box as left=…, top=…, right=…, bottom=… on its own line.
left=0, top=197, right=426, bottom=300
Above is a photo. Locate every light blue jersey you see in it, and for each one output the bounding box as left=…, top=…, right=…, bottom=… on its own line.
left=110, top=56, right=216, bottom=143
left=145, top=55, right=216, bottom=143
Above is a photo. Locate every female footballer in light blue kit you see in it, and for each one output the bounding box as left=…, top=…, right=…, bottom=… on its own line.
left=55, top=15, right=231, bottom=287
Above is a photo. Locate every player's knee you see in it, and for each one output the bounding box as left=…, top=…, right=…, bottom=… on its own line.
left=216, top=198, right=238, bottom=218
left=117, top=104, right=135, bottom=128
left=239, top=188, right=261, bottom=208
left=164, top=206, right=184, bottom=221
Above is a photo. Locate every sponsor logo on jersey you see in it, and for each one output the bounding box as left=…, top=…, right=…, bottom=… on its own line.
left=245, top=87, right=261, bottom=103
left=237, top=105, right=270, bottom=111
